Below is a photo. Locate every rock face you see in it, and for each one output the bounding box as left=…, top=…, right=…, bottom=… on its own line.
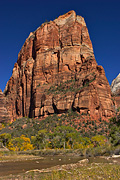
left=4, top=10, right=114, bottom=121
left=0, top=89, right=10, bottom=123
left=111, top=74, right=120, bottom=96
left=111, top=74, right=120, bottom=108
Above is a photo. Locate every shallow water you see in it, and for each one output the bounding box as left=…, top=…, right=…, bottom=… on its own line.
left=0, top=156, right=112, bottom=176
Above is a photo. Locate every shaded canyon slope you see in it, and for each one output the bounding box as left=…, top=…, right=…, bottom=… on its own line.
left=3, top=10, right=114, bottom=122
left=0, top=90, right=10, bottom=123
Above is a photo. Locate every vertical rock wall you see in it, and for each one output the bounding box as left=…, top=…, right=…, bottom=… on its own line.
left=3, top=10, right=114, bottom=121
left=0, top=90, right=10, bottom=123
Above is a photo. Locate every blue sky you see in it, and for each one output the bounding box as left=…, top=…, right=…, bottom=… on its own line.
left=0, top=0, right=120, bottom=91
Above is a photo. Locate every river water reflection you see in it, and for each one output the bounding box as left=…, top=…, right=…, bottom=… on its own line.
left=0, top=156, right=112, bottom=176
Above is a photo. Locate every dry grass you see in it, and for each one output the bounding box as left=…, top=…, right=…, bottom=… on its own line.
left=1, top=160, right=120, bottom=180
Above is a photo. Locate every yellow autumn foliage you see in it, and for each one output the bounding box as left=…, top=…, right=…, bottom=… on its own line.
left=7, top=135, right=34, bottom=151
left=91, top=135, right=107, bottom=147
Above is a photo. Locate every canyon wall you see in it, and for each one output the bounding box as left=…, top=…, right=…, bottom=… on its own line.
left=111, top=73, right=120, bottom=109
left=3, top=10, right=114, bottom=121
left=0, top=90, right=10, bottom=123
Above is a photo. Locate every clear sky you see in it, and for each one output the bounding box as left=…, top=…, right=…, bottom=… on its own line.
left=0, top=0, right=120, bottom=92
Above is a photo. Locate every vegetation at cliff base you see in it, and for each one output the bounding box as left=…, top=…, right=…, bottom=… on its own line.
left=0, top=108, right=120, bottom=155
left=0, top=109, right=117, bottom=154
left=0, top=110, right=120, bottom=179
left=109, top=114, right=120, bottom=146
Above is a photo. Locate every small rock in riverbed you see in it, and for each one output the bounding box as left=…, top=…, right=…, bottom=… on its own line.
left=78, top=159, right=89, bottom=164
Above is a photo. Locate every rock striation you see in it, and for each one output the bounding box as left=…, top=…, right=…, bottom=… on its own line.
left=3, top=10, right=114, bottom=121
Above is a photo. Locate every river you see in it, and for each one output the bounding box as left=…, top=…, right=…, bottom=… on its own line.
left=0, top=155, right=115, bottom=177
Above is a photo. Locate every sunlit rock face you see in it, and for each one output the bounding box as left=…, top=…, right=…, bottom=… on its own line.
left=111, top=74, right=120, bottom=95
left=4, top=10, right=114, bottom=121
left=111, top=74, right=120, bottom=108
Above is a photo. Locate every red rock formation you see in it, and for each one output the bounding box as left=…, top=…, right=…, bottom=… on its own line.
left=4, top=10, right=114, bottom=121
left=0, top=89, right=10, bottom=123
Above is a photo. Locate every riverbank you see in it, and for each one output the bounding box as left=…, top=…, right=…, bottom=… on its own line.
left=0, top=148, right=120, bottom=179
left=11, top=145, right=120, bottom=157
left=0, top=154, right=43, bottom=163
left=0, top=157, right=120, bottom=180
left=0, top=145, right=120, bottom=162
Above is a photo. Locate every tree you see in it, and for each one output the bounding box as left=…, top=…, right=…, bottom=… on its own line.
left=91, top=135, right=106, bottom=147
left=7, top=135, right=33, bottom=151
left=0, top=133, right=11, bottom=147
left=54, top=126, right=78, bottom=149
left=109, top=115, right=120, bottom=146
left=31, top=129, right=47, bottom=149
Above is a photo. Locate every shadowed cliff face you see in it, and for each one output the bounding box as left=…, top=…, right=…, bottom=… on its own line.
left=0, top=90, right=10, bottom=123
left=3, top=10, right=114, bottom=121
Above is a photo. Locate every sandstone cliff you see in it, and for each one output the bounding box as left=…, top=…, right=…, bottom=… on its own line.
left=111, top=73, right=120, bottom=96
left=111, top=74, right=120, bottom=108
left=0, top=90, right=10, bottom=123
left=3, top=10, right=114, bottom=121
